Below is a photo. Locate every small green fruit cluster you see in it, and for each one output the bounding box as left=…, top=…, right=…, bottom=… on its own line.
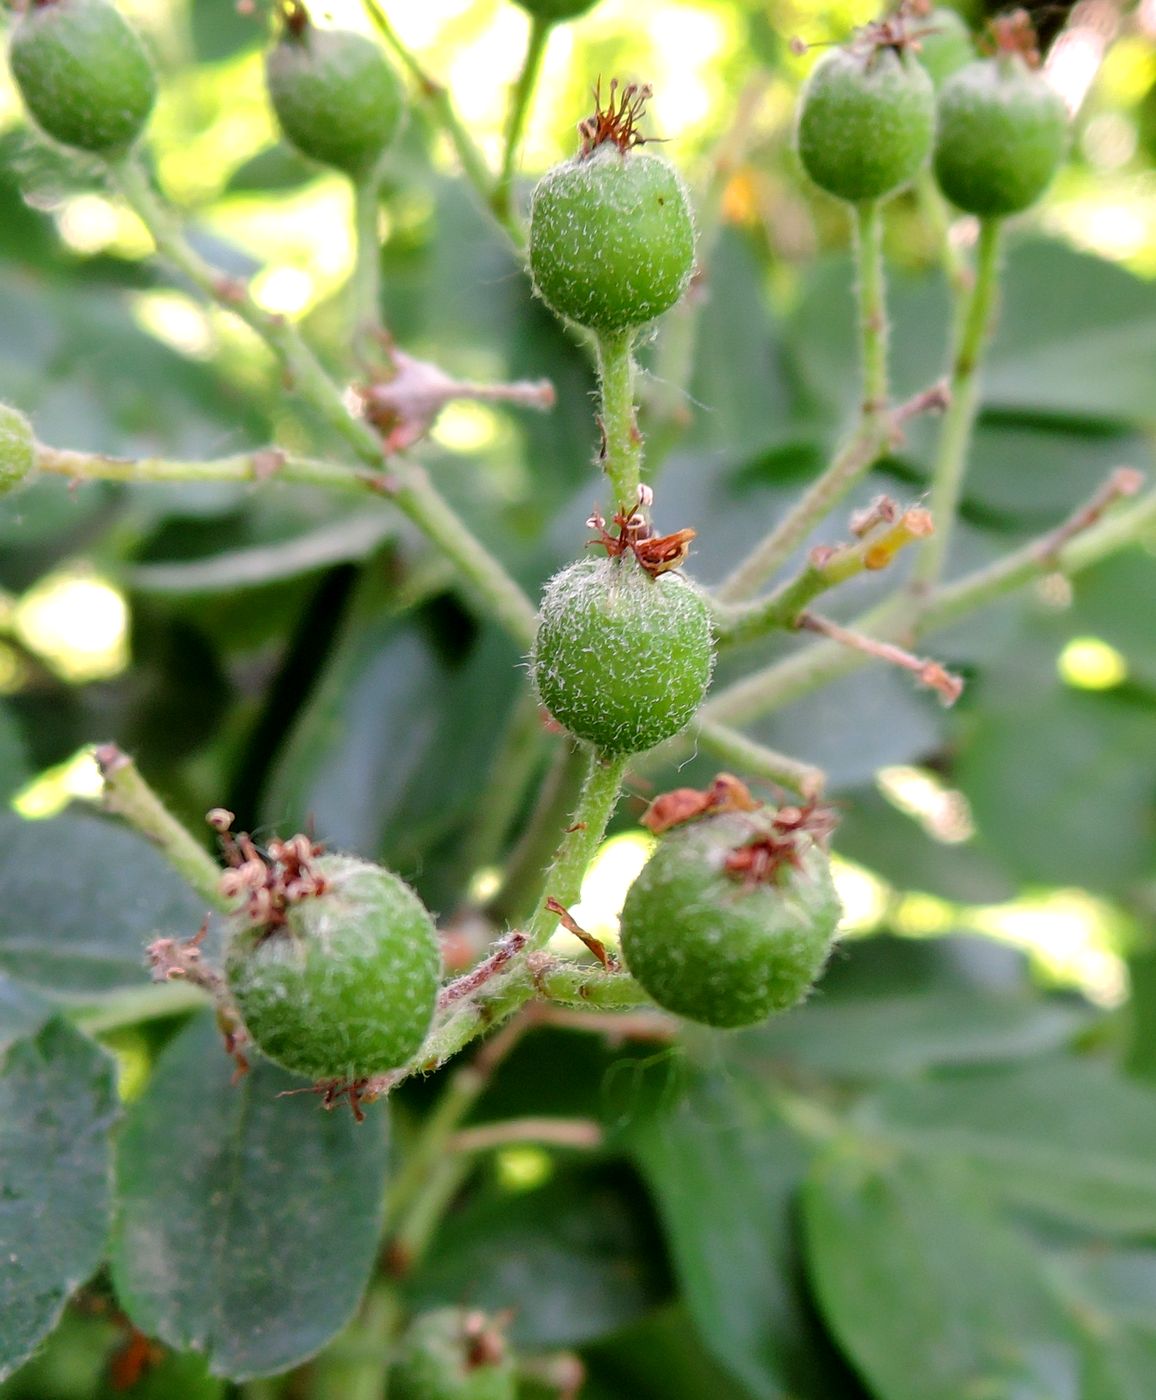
left=226, top=852, right=440, bottom=1082
left=529, top=82, right=695, bottom=334
left=265, top=8, right=404, bottom=178
left=532, top=552, right=714, bottom=755
left=933, top=51, right=1067, bottom=216
left=915, top=8, right=974, bottom=89
left=796, top=29, right=935, bottom=203
left=0, top=405, right=35, bottom=497
left=9, top=0, right=156, bottom=155
left=620, top=801, right=841, bottom=1028
left=390, top=1310, right=517, bottom=1400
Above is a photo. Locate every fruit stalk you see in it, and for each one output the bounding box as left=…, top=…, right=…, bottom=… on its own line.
left=352, top=174, right=384, bottom=336
left=715, top=200, right=894, bottom=602
left=306, top=1280, right=399, bottom=1400
left=36, top=442, right=380, bottom=491
left=493, top=12, right=551, bottom=222
left=911, top=216, right=1003, bottom=589
left=596, top=330, right=642, bottom=507
left=93, top=744, right=228, bottom=910
left=694, top=721, right=826, bottom=799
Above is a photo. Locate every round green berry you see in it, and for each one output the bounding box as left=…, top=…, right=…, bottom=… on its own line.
left=9, top=0, right=156, bottom=155
left=532, top=553, right=714, bottom=755
left=513, top=0, right=599, bottom=21
left=934, top=56, right=1067, bottom=216
left=390, top=1310, right=516, bottom=1400
left=226, top=854, right=440, bottom=1081
left=0, top=405, right=35, bottom=497
left=915, top=9, right=974, bottom=89
left=620, top=810, right=842, bottom=1028
left=530, top=144, right=696, bottom=333
left=797, top=41, right=935, bottom=203
left=266, top=19, right=404, bottom=178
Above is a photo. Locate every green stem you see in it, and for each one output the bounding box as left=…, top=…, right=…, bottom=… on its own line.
left=108, top=155, right=537, bottom=648
left=384, top=1062, right=488, bottom=1228
left=716, top=202, right=892, bottom=603
left=307, top=1279, right=400, bottom=1400
left=461, top=692, right=549, bottom=882
left=596, top=331, right=642, bottom=509
left=390, top=1155, right=473, bottom=1272
left=36, top=442, right=380, bottom=492
left=915, top=166, right=968, bottom=294
left=524, top=747, right=629, bottom=950
left=93, top=744, right=228, bottom=909
left=351, top=174, right=384, bottom=337
left=493, top=14, right=551, bottom=223
left=911, top=215, right=1003, bottom=591
left=72, top=982, right=209, bottom=1036
left=694, top=721, right=826, bottom=798
left=359, top=0, right=523, bottom=252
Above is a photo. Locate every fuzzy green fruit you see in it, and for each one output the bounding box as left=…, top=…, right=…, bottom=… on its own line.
left=532, top=553, right=714, bottom=755
left=266, top=23, right=404, bottom=177
left=530, top=144, right=695, bottom=333
left=915, top=9, right=974, bottom=89
left=513, top=0, right=599, bottom=20
left=0, top=405, right=35, bottom=497
left=226, top=854, right=440, bottom=1081
left=390, top=1310, right=516, bottom=1400
left=934, top=56, right=1067, bottom=216
left=9, top=0, right=156, bottom=155
left=797, top=42, right=935, bottom=203
left=620, top=811, right=841, bottom=1028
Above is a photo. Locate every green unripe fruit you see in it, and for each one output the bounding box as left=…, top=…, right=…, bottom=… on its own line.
left=916, top=9, right=974, bottom=89
left=513, top=0, right=599, bottom=21
left=620, top=811, right=842, bottom=1028
left=390, top=1310, right=516, bottom=1400
left=226, top=854, right=440, bottom=1081
left=934, top=56, right=1067, bottom=216
left=530, top=144, right=696, bottom=333
left=532, top=553, right=714, bottom=755
left=0, top=405, right=36, bottom=497
left=797, top=42, right=935, bottom=203
left=9, top=0, right=156, bottom=155
left=265, top=22, right=404, bottom=178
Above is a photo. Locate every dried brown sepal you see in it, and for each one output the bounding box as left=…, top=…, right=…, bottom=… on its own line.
left=545, top=897, right=618, bottom=969
left=723, top=798, right=840, bottom=888
left=278, top=1075, right=377, bottom=1122
left=587, top=490, right=696, bottom=578
left=641, top=772, right=759, bottom=834
left=983, top=8, right=1041, bottom=66
left=146, top=920, right=250, bottom=1077
left=212, top=812, right=327, bottom=933
left=578, top=77, right=655, bottom=158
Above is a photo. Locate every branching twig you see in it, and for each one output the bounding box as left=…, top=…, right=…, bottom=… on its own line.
left=448, top=1117, right=604, bottom=1154
left=797, top=611, right=963, bottom=705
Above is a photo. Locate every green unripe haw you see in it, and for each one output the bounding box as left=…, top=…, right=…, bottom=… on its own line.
left=0, top=405, right=36, bottom=497
left=796, top=27, right=935, bottom=203
left=513, top=0, right=599, bottom=21
left=533, top=546, right=714, bottom=756
left=915, top=8, right=974, bottom=89
left=390, top=1310, right=516, bottom=1400
left=9, top=0, right=156, bottom=155
left=226, top=850, right=441, bottom=1082
left=529, top=81, right=696, bottom=333
left=620, top=797, right=842, bottom=1028
left=266, top=5, right=404, bottom=178
left=933, top=48, right=1067, bottom=217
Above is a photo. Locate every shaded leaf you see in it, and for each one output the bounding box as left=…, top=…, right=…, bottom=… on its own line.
left=0, top=1017, right=118, bottom=1380
left=0, top=812, right=208, bottom=997
left=582, top=1304, right=764, bottom=1400
left=111, top=1012, right=389, bottom=1380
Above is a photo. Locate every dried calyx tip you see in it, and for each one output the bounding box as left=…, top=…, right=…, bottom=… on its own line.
left=984, top=9, right=1041, bottom=66
left=578, top=77, right=655, bottom=158
left=278, top=0, right=310, bottom=38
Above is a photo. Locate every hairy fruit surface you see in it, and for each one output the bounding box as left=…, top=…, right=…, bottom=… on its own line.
left=797, top=41, right=935, bottom=203
left=390, top=1310, right=516, bottom=1400
left=226, top=854, right=440, bottom=1081
left=530, top=143, right=695, bottom=333
left=933, top=55, right=1066, bottom=216
left=532, top=552, right=714, bottom=755
left=9, top=0, right=156, bottom=155
left=266, top=22, right=404, bottom=177
left=620, top=808, right=842, bottom=1028
left=0, top=405, right=35, bottom=497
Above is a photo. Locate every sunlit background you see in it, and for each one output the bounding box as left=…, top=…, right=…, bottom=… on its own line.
left=1, top=0, right=1153, bottom=1010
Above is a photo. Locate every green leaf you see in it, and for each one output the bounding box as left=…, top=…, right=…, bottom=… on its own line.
left=741, top=989, right=1090, bottom=1080
left=583, top=1303, right=767, bottom=1400
left=0, top=1016, right=118, bottom=1381
left=0, top=973, right=51, bottom=1052
left=860, top=1058, right=1156, bottom=1235
left=1051, top=1248, right=1156, bottom=1400
left=0, top=812, right=207, bottom=997
left=406, top=1164, right=668, bottom=1349
left=111, top=1012, right=389, bottom=1380
left=626, top=1067, right=852, bottom=1400
left=802, top=1153, right=1082, bottom=1400
left=0, top=703, right=30, bottom=804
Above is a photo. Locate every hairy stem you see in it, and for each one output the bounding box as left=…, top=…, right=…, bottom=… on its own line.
left=695, top=721, right=826, bottom=798
left=36, top=442, right=382, bottom=492
left=596, top=330, right=642, bottom=508
left=493, top=13, right=551, bottom=222
left=856, top=199, right=889, bottom=416
left=307, top=1280, right=399, bottom=1400
left=351, top=173, right=384, bottom=337
left=93, top=744, right=228, bottom=909
left=911, top=215, right=1003, bottom=590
